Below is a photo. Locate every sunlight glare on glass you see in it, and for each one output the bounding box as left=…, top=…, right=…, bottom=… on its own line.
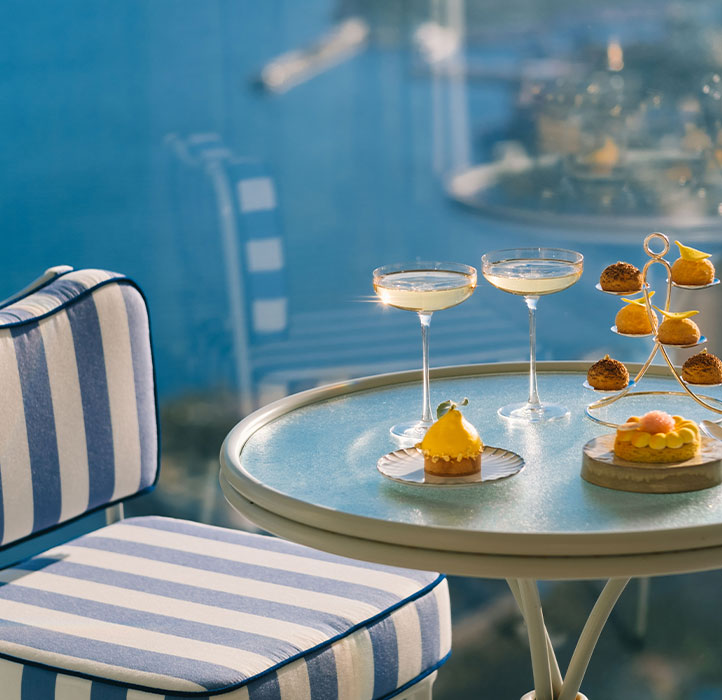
left=353, top=295, right=391, bottom=305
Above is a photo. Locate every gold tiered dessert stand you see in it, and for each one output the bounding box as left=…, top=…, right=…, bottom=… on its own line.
left=585, top=232, right=722, bottom=429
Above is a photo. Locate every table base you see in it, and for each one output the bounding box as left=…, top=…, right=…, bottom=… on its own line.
left=509, top=578, right=629, bottom=700
left=521, top=693, right=588, bottom=700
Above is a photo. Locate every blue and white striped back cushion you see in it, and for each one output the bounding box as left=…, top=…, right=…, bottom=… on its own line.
left=0, top=269, right=158, bottom=545
left=0, top=516, right=451, bottom=699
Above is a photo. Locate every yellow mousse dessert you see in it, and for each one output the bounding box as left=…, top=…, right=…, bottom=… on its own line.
left=671, top=241, right=715, bottom=287
left=418, top=399, right=482, bottom=477
left=614, top=411, right=700, bottom=463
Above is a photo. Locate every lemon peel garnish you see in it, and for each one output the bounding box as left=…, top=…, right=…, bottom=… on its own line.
left=655, top=308, right=700, bottom=320
left=675, top=240, right=711, bottom=261
left=621, top=291, right=655, bottom=306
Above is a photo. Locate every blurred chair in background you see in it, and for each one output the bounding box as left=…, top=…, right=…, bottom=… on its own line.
left=166, top=133, right=528, bottom=411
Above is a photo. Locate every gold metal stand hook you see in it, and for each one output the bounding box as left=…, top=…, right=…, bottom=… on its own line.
left=643, top=232, right=670, bottom=259
left=640, top=255, right=673, bottom=317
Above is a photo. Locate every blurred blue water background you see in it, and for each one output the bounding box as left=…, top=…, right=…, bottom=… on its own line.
left=2, top=0, right=721, bottom=404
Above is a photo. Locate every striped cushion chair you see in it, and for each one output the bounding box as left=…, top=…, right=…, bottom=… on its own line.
left=0, top=267, right=452, bottom=700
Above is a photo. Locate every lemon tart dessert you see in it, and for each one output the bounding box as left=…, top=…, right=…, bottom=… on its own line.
left=418, top=399, right=482, bottom=477
left=614, top=411, right=700, bottom=463
left=671, top=241, right=715, bottom=286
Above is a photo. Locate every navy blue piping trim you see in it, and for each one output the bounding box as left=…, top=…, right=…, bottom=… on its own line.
left=380, top=650, right=452, bottom=700
left=0, top=275, right=162, bottom=550
left=0, top=573, right=447, bottom=697
left=0, top=267, right=75, bottom=311
left=2, top=275, right=122, bottom=329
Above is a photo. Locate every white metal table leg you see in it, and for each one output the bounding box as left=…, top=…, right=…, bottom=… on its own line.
left=634, top=577, right=650, bottom=642
left=508, top=578, right=563, bottom=697
left=558, top=578, right=630, bottom=700
left=516, top=579, right=554, bottom=700
left=509, top=577, right=631, bottom=700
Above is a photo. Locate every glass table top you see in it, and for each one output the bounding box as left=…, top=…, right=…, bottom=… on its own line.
left=231, top=363, right=722, bottom=557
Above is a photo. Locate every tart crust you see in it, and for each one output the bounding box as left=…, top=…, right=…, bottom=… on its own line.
left=614, top=439, right=698, bottom=464
left=423, top=453, right=481, bottom=477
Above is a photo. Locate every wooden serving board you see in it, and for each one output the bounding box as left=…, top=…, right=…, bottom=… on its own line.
left=581, top=434, right=722, bottom=493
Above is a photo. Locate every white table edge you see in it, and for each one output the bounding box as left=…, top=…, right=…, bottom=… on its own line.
left=220, top=473, right=722, bottom=580
left=220, top=360, right=722, bottom=565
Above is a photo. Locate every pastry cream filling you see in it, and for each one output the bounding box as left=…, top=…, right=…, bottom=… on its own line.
left=419, top=408, right=482, bottom=461
left=615, top=416, right=699, bottom=449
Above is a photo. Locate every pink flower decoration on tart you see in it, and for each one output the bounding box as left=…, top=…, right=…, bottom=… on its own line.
left=638, top=410, right=676, bottom=434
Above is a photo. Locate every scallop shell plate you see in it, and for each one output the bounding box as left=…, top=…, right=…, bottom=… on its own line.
left=377, top=446, right=524, bottom=486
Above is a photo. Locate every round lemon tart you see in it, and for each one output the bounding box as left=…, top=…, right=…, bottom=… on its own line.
left=614, top=411, right=700, bottom=463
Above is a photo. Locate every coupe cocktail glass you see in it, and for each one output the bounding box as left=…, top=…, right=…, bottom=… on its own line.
left=481, top=248, right=583, bottom=422
left=373, top=261, right=477, bottom=441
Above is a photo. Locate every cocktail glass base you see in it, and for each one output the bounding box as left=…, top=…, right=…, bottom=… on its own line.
left=498, top=401, right=570, bottom=423
left=389, top=420, right=433, bottom=443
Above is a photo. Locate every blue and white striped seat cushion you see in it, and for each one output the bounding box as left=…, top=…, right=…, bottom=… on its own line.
left=0, top=269, right=158, bottom=545
left=0, top=516, right=451, bottom=699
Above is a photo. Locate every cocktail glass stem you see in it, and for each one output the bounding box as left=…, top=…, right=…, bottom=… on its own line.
left=526, top=296, right=542, bottom=412
left=419, top=312, right=433, bottom=425
left=481, top=246, right=581, bottom=423
left=373, top=260, right=477, bottom=441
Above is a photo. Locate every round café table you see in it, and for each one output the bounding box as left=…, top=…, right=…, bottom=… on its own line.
left=220, top=361, right=722, bottom=700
